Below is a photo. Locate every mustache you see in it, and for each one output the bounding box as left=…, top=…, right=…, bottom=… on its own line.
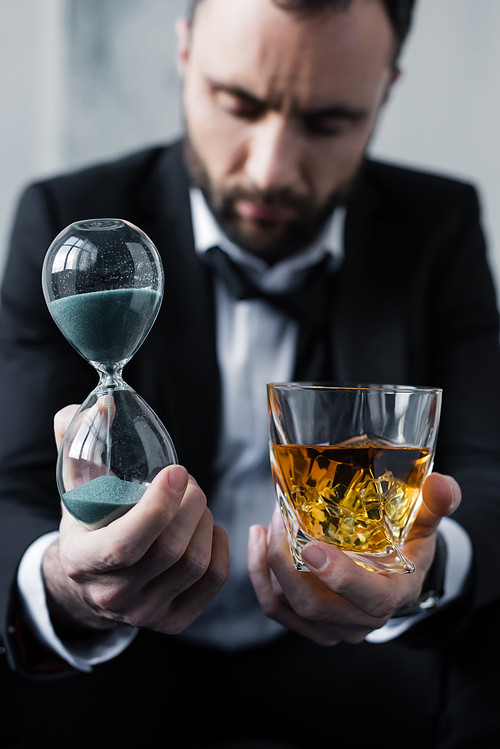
left=215, top=186, right=316, bottom=216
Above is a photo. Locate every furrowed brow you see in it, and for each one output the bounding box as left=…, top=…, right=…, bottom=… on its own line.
left=209, top=80, right=266, bottom=107
left=303, top=105, right=370, bottom=121
left=208, top=78, right=370, bottom=121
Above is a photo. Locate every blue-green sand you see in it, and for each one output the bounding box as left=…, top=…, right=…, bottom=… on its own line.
left=63, top=475, right=147, bottom=525
left=50, top=287, right=161, bottom=366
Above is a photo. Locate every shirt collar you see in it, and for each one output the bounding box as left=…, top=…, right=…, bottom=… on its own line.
left=190, top=187, right=345, bottom=294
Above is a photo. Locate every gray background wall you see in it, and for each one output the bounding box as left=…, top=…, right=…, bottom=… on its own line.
left=1, top=0, right=500, bottom=294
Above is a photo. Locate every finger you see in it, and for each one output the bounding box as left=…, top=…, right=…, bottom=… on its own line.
left=100, top=505, right=217, bottom=622
left=248, top=523, right=277, bottom=615
left=265, top=510, right=403, bottom=622
left=249, top=522, right=365, bottom=644
left=60, top=465, right=189, bottom=576
left=54, top=404, right=80, bottom=449
left=133, top=484, right=211, bottom=580
left=248, top=522, right=316, bottom=635
left=411, top=472, right=462, bottom=537
left=156, top=523, right=230, bottom=634
left=300, top=537, right=430, bottom=620
left=264, top=509, right=409, bottom=620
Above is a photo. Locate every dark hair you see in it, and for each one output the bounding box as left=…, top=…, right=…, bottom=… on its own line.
left=187, top=0, right=416, bottom=62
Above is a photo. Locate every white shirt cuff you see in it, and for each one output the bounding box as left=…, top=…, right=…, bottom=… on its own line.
left=17, top=531, right=138, bottom=672
left=365, top=516, right=473, bottom=643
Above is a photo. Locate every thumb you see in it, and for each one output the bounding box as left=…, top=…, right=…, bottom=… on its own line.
left=413, top=472, right=461, bottom=536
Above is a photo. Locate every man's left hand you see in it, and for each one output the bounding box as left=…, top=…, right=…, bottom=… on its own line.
left=248, top=473, right=461, bottom=645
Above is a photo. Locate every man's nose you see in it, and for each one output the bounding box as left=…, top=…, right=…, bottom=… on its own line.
left=244, top=114, right=302, bottom=193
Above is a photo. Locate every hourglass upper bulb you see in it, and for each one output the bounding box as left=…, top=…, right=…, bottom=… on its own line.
left=42, top=218, right=164, bottom=375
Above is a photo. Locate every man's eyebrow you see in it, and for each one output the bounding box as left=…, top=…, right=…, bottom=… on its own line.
left=303, top=105, right=370, bottom=121
left=209, top=81, right=265, bottom=106
left=208, top=79, right=369, bottom=120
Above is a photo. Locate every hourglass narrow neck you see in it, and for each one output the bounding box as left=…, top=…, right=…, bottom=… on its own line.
left=95, top=365, right=129, bottom=393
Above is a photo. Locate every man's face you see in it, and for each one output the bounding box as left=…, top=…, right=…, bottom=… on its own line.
left=180, top=0, right=397, bottom=264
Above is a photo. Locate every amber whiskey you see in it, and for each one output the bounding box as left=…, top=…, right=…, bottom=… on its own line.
left=271, top=443, right=432, bottom=554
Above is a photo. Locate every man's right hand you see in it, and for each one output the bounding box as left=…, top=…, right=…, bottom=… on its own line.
left=42, top=406, right=229, bottom=636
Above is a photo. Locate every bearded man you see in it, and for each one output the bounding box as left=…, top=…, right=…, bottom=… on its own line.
left=1, top=1, right=499, bottom=747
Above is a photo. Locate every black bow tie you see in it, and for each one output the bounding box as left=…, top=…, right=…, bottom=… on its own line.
left=204, top=246, right=336, bottom=380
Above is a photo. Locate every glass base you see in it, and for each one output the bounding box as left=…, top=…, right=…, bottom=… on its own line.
left=277, top=492, right=415, bottom=575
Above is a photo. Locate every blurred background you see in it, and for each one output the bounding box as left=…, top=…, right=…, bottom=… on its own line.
left=1, top=0, right=499, bottom=295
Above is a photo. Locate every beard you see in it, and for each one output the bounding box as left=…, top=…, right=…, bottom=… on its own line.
left=184, top=136, right=357, bottom=265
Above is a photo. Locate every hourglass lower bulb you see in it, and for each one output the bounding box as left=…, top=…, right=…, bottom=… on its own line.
left=42, top=218, right=177, bottom=528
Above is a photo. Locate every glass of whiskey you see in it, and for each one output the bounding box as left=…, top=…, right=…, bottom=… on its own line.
left=267, top=384, right=442, bottom=573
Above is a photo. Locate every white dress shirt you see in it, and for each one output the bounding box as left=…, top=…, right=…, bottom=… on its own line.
left=17, top=188, right=472, bottom=665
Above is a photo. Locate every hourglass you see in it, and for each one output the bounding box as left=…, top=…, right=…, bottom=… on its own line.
left=42, top=218, right=177, bottom=528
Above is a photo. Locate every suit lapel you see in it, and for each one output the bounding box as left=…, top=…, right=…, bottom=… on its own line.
left=330, top=162, right=408, bottom=385
left=126, top=142, right=221, bottom=492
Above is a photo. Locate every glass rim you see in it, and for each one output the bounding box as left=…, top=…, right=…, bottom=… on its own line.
left=267, top=382, right=443, bottom=395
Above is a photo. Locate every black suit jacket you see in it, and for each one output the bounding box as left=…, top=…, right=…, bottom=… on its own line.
left=1, top=141, right=500, bottom=745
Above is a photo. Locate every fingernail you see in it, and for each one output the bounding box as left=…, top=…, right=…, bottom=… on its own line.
left=301, top=544, right=328, bottom=571
left=168, top=465, right=188, bottom=493
left=444, top=475, right=461, bottom=511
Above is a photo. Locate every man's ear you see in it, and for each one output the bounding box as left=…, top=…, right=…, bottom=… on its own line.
left=175, top=17, right=191, bottom=76
left=382, top=66, right=402, bottom=106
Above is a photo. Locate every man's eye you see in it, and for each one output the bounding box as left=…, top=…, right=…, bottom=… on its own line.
left=303, top=115, right=347, bottom=136
left=216, top=91, right=263, bottom=119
